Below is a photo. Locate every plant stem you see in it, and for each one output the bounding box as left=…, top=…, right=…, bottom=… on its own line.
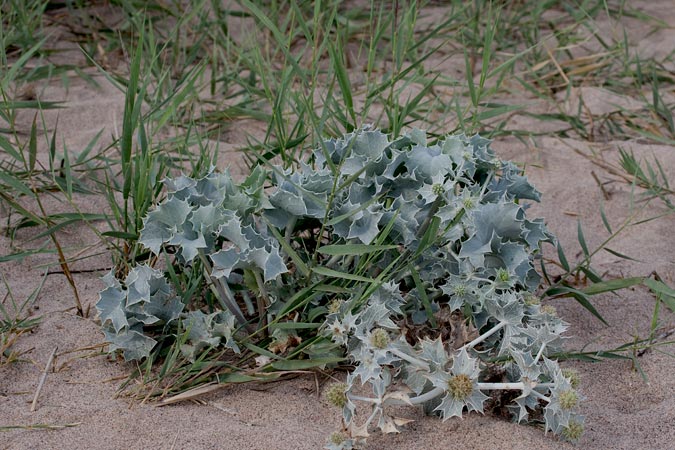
left=533, top=342, right=547, bottom=365
left=253, top=269, right=270, bottom=334
left=348, top=394, right=380, bottom=404
left=461, top=321, right=506, bottom=351
left=284, top=216, right=297, bottom=246
left=476, top=382, right=554, bottom=391
left=390, top=348, right=430, bottom=371
left=406, top=386, right=444, bottom=405
left=29, top=178, right=84, bottom=316
left=197, top=250, right=249, bottom=329
left=378, top=381, right=556, bottom=407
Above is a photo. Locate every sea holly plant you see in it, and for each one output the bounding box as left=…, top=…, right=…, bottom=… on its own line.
left=96, top=127, right=583, bottom=445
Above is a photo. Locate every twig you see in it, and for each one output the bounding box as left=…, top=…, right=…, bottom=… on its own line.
left=253, top=269, right=270, bottom=335
left=574, top=147, right=675, bottom=196
left=544, top=45, right=570, bottom=86
left=591, top=170, right=610, bottom=200
left=47, top=267, right=112, bottom=275
left=169, top=429, right=180, bottom=450
left=0, top=422, right=81, bottom=432
left=30, top=346, right=58, bottom=412
left=155, top=383, right=225, bottom=406
left=28, top=177, right=84, bottom=317
left=56, top=342, right=109, bottom=356
left=637, top=328, right=675, bottom=357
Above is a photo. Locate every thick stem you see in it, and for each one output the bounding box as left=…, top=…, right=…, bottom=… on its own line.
left=326, top=253, right=342, bottom=268
left=348, top=394, right=381, bottom=404
left=416, top=195, right=444, bottom=240
left=390, top=348, right=430, bottom=372
left=284, top=216, right=297, bottom=246
left=253, top=269, right=270, bottom=335
left=362, top=404, right=381, bottom=429
left=407, top=386, right=445, bottom=405
left=461, top=321, right=506, bottom=351
left=476, top=382, right=553, bottom=391
left=241, top=291, right=255, bottom=315
left=531, top=389, right=551, bottom=403
left=533, top=342, right=547, bottom=365
left=379, top=382, right=556, bottom=407
left=198, top=250, right=249, bottom=329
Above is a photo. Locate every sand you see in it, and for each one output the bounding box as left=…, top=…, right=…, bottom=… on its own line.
left=1, top=2, right=674, bottom=449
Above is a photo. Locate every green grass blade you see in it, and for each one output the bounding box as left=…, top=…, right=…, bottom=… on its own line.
left=546, top=285, right=608, bottom=325
left=409, top=264, right=436, bottom=327
left=317, top=244, right=398, bottom=256
left=328, top=42, right=355, bottom=129
left=599, top=202, right=612, bottom=234
left=28, top=114, right=37, bottom=172
left=577, top=220, right=590, bottom=258
left=581, top=277, right=644, bottom=295
left=644, top=278, right=675, bottom=312
left=603, top=247, right=641, bottom=262
left=263, top=220, right=310, bottom=278
left=312, top=266, right=374, bottom=284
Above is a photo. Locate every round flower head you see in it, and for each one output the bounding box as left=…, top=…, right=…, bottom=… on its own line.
left=558, top=389, right=579, bottom=410
left=562, top=418, right=584, bottom=441
left=541, top=305, right=557, bottom=316
left=453, top=283, right=467, bottom=296
left=562, top=368, right=581, bottom=389
left=523, top=293, right=541, bottom=306
left=325, top=382, right=348, bottom=408
left=447, top=374, right=473, bottom=400
left=370, top=328, right=390, bottom=350
left=429, top=348, right=488, bottom=420
left=462, top=197, right=475, bottom=210
left=328, top=299, right=343, bottom=315
left=496, top=268, right=510, bottom=283
left=329, top=432, right=346, bottom=445
left=432, top=183, right=445, bottom=196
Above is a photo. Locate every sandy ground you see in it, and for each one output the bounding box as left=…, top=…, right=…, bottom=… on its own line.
left=2, top=2, right=675, bottom=449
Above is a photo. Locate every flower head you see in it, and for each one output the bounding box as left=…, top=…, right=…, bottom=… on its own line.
left=330, top=432, right=346, bottom=445
left=370, top=328, right=390, bottom=350
left=463, top=197, right=475, bottom=210
left=325, top=383, right=348, bottom=408
left=558, top=389, right=578, bottom=410
left=447, top=374, right=474, bottom=400
left=541, top=305, right=557, bottom=316
left=328, top=299, right=343, bottom=315
left=428, top=349, right=488, bottom=420
left=523, top=293, right=541, bottom=306
left=325, top=431, right=354, bottom=450
left=562, top=418, right=584, bottom=441
left=562, top=368, right=581, bottom=389
left=496, top=268, right=510, bottom=283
